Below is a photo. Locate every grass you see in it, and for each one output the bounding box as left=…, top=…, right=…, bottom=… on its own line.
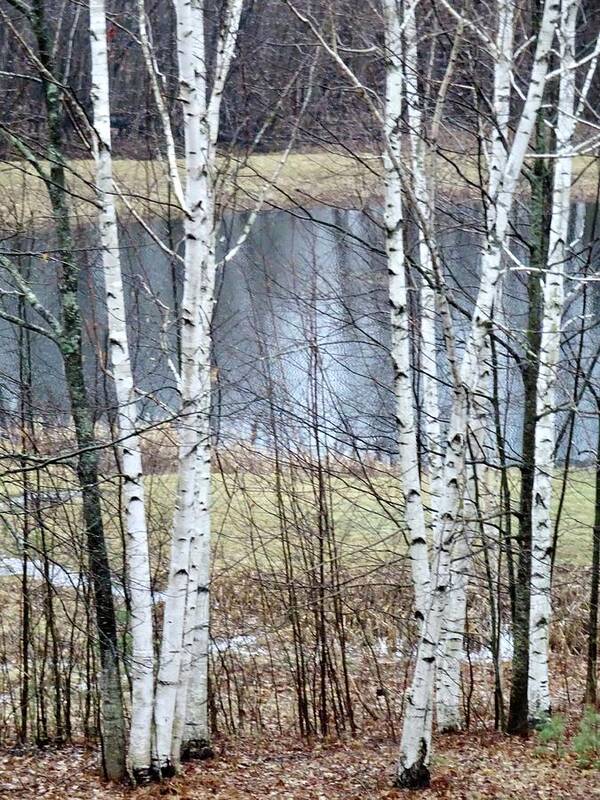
left=0, top=466, right=407, bottom=576
left=128, top=462, right=600, bottom=571
left=548, top=470, right=598, bottom=564
left=1, top=459, right=597, bottom=579
left=208, top=465, right=600, bottom=568
left=1, top=149, right=598, bottom=228
left=0, top=152, right=381, bottom=227
left=494, top=467, right=598, bottom=566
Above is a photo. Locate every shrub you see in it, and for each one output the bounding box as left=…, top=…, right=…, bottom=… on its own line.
left=534, top=713, right=566, bottom=758
left=573, top=708, right=600, bottom=768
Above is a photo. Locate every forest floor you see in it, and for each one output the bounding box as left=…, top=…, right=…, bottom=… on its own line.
left=1, top=149, right=599, bottom=225
left=2, top=724, right=600, bottom=800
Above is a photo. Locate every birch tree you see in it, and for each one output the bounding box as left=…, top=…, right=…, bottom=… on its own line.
left=152, top=0, right=244, bottom=776
left=403, top=0, right=463, bottom=733
left=395, top=0, right=560, bottom=786
left=403, top=3, right=442, bottom=508
left=528, top=0, right=579, bottom=723
left=436, top=0, right=514, bottom=733
left=436, top=353, right=495, bottom=736
left=382, top=0, right=431, bottom=628
left=89, top=0, right=154, bottom=781
left=0, top=0, right=128, bottom=780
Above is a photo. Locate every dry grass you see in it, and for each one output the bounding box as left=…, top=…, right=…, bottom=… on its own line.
left=1, top=149, right=598, bottom=228
left=0, top=152, right=380, bottom=227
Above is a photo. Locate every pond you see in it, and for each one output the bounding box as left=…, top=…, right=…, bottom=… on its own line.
left=0, top=202, right=598, bottom=462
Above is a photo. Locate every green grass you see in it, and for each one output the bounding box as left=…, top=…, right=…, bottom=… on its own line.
left=0, top=463, right=407, bottom=576
left=547, top=469, right=598, bottom=565
left=1, top=462, right=598, bottom=577
left=144, top=469, right=406, bottom=577
left=474, top=466, right=598, bottom=566
left=158, top=465, right=600, bottom=569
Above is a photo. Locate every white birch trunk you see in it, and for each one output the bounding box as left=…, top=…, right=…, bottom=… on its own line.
left=488, top=0, right=514, bottom=204
left=434, top=517, right=469, bottom=732
left=436, top=341, right=493, bottom=732
left=153, top=0, right=212, bottom=775
left=207, top=0, right=244, bottom=159
left=396, top=0, right=559, bottom=786
left=404, top=0, right=463, bottom=735
left=528, top=0, right=579, bottom=722
left=404, top=2, right=443, bottom=519
left=382, top=0, right=431, bottom=623
left=89, top=0, right=154, bottom=781
left=152, top=0, right=242, bottom=773
left=436, top=0, right=514, bottom=732
left=174, top=0, right=242, bottom=760
left=174, top=360, right=212, bottom=758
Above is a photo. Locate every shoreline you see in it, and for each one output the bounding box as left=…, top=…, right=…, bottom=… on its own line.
left=1, top=150, right=598, bottom=229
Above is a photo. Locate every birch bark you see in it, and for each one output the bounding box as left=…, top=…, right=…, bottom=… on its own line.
left=175, top=0, right=242, bottom=763
left=436, top=347, right=493, bottom=732
left=396, top=0, right=560, bottom=786
left=404, top=1, right=443, bottom=532
left=89, top=0, right=155, bottom=780
left=382, top=0, right=431, bottom=625
left=152, top=0, right=212, bottom=775
left=172, top=362, right=211, bottom=761
left=152, top=0, right=242, bottom=774
left=488, top=0, right=514, bottom=205
left=528, top=0, right=579, bottom=722
left=436, top=0, right=514, bottom=733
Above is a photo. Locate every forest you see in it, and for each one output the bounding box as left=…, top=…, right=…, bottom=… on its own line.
left=1, top=0, right=600, bottom=797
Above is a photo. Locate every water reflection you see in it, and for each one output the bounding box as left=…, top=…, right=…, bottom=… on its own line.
left=0, top=202, right=598, bottom=462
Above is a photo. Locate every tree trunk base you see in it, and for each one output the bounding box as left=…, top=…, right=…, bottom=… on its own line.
left=131, top=766, right=160, bottom=786
left=528, top=709, right=551, bottom=730
left=181, top=738, right=214, bottom=762
left=438, top=722, right=462, bottom=734
left=394, top=761, right=430, bottom=790
left=159, top=761, right=177, bottom=779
